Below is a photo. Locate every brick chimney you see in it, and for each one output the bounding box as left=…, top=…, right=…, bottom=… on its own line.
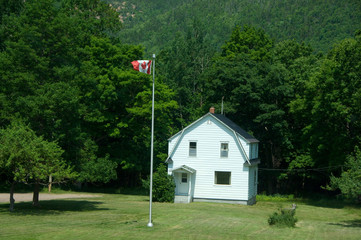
left=209, top=107, right=215, bottom=114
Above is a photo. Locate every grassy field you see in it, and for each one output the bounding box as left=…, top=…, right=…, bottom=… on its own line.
left=0, top=192, right=361, bottom=240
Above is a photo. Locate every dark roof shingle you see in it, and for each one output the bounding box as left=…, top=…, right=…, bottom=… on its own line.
left=212, top=113, right=259, bottom=143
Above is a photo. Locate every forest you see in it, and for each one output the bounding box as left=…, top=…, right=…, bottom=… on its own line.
left=0, top=0, right=360, bottom=202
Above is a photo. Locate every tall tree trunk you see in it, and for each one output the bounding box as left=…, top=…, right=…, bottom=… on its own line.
left=48, top=175, right=52, bottom=192
left=33, top=182, right=40, bottom=206
left=9, top=181, right=16, bottom=212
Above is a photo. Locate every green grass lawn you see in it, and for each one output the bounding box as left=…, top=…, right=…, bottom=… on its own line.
left=0, top=193, right=360, bottom=240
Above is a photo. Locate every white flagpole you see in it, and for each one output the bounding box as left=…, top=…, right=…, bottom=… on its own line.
left=147, top=54, right=156, bottom=227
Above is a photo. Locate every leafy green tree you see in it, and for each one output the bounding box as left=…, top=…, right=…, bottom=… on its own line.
left=273, top=39, right=319, bottom=191
left=221, top=25, right=274, bottom=61
left=158, top=18, right=213, bottom=127
left=0, top=122, right=74, bottom=211
left=327, top=147, right=361, bottom=202
left=142, top=164, right=175, bottom=202
left=114, top=0, right=361, bottom=55
left=0, top=0, right=176, bottom=187
left=205, top=26, right=289, bottom=192
left=290, top=31, right=361, bottom=174
left=77, top=36, right=178, bottom=177
left=0, top=0, right=119, bottom=185
left=204, top=26, right=322, bottom=193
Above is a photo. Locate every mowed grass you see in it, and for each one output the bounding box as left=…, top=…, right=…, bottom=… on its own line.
left=0, top=193, right=361, bottom=240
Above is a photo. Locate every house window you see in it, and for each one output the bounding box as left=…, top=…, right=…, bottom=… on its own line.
left=181, top=173, right=187, bottom=183
left=220, top=143, right=229, bottom=158
left=189, top=142, right=197, bottom=157
left=215, top=171, right=231, bottom=185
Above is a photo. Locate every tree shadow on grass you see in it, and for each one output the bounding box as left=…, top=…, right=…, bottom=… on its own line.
left=328, top=219, right=361, bottom=228
left=0, top=199, right=110, bottom=216
left=301, top=196, right=360, bottom=209
left=303, top=199, right=347, bottom=209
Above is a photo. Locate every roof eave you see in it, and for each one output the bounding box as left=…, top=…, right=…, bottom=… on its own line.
left=167, top=113, right=213, bottom=141
left=244, top=158, right=261, bottom=166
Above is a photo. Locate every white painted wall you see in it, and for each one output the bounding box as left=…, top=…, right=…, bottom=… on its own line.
left=248, top=166, right=258, bottom=198
left=168, top=114, right=255, bottom=201
left=249, top=143, right=259, bottom=159
left=168, top=134, right=180, bottom=155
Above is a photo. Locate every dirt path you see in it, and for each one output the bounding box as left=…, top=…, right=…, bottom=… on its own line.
left=0, top=193, right=101, bottom=203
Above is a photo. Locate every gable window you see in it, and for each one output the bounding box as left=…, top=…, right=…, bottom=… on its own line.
left=220, top=143, right=229, bottom=158
left=189, top=141, right=197, bottom=157
left=215, top=171, right=231, bottom=185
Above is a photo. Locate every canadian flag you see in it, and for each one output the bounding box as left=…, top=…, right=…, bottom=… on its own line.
left=131, top=60, right=152, bottom=74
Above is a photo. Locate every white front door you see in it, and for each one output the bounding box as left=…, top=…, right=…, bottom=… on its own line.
left=177, top=172, right=189, bottom=195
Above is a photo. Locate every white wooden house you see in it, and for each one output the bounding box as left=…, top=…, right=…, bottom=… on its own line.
left=166, top=107, right=260, bottom=205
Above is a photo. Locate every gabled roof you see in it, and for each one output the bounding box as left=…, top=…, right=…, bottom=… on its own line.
left=166, top=112, right=259, bottom=164
left=211, top=113, right=259, bottom=143
left=168, top=112, right=258, bottom=143
left=171, top=165, right=196, bottom=173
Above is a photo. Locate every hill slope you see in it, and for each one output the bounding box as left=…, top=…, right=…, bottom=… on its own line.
left=107, top=0, right=361, bottom=54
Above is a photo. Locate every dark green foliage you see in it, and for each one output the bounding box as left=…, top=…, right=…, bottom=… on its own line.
left=0, top=121, right=75, bottom=209
left=205, top=25, right=311, bottom=193
left=290, top=32, right=361, bottom=184
left=327, top=147, right=361, bottom=202
left=0, top=0, right=178, bottom=188
left=158, top=18, right=212, bottom=127
left=0, top=121, right=74, bottom=183
left=222, top=25, right=274, bottom=61
left=1, top=0, right=360, bottom=198
left=143, top=165, right=175, bottom=203
left=268, top=207, right=298, bottom=227
left=109, top=0, right=361, bottom=54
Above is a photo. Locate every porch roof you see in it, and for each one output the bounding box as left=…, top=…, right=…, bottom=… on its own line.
left=172, top=165, right=196, bottom=174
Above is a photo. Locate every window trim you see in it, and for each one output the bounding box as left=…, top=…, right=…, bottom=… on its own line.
left=214, top=171, right=231, bottom=185
left=220, top=142, right=229, bottom=158
left=189, top=141, right=197, bottom=157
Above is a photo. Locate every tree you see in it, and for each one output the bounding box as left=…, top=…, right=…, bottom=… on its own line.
left=290, top=31, right=361, bottom=175
left=0, top=0, right=175, bottom=187
left=327, top=147, right=361, bottom=202
left=158, top=18, right=213, bottom=127
left=0, top=122, right=74, bottom=211
left=204, top=26, right=294, bottom=193
left=142, top=164, right=175, bottom=202
left=221, top=25, right=274, bottom=61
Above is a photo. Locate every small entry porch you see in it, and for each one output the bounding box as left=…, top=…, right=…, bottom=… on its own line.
left=171, top=165, right=196, bottom=203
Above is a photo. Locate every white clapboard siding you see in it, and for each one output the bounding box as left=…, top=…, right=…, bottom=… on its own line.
left=248, top=167, right=255, bottom=198
left=169, top=114, right=254, bottom=201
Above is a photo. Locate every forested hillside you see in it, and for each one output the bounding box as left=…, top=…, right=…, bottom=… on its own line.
left=1, top=0, right=360, bottom=201
left=107, top=0, right=361, bottom=54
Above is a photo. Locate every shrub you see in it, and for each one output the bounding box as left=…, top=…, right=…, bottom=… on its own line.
left=268, top=205, right=298, bottom=227
left=257, top=193, right=295, bottom=202
left=326, top=147, right=361, bottom=203
left=142, top=164, right=175, bottom=202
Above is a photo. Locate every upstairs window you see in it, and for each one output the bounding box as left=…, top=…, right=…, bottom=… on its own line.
left=215, top=171, right=231, bottom=185
left=189, top=141, right=197, bottom=157
left=220, top=143, right=229, bottom=158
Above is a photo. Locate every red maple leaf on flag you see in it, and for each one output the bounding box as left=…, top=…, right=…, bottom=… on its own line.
left=131, top=60, right=151, bottom=74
